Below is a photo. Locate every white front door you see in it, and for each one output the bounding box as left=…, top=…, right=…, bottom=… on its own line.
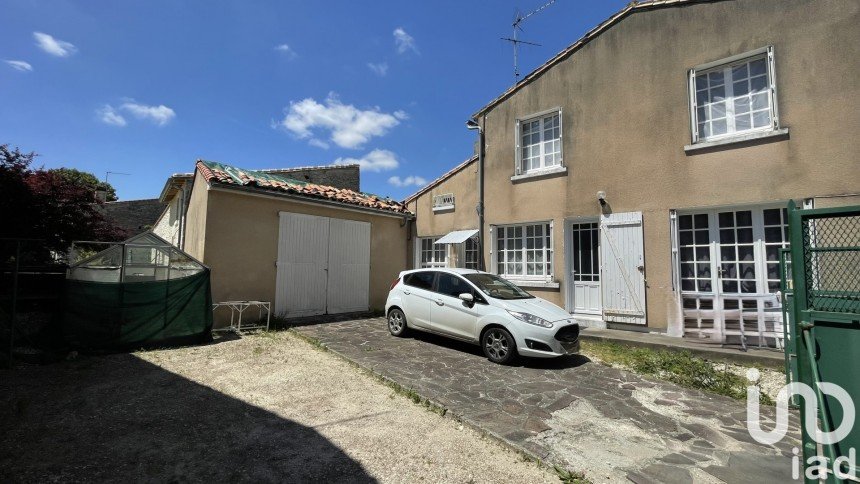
left=566, top=221, right=602, bottom=314
left=275, top=212, right=371, bottom=318
left=600, top=212, right=647, bottom=325
left=276, top=213, right=329, bottom=317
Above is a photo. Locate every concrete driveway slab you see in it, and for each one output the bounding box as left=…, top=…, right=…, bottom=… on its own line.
left=294, top=318, right=801, bottom=483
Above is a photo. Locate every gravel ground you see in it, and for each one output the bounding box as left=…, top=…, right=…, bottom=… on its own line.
left=0, top=331, right=556, bottom=483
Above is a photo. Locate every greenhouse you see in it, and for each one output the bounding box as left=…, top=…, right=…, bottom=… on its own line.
left=64, top=232, right=213, bottom=350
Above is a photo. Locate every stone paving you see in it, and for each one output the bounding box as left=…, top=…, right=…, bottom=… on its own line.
left=293, top=318, right=801, bottom=483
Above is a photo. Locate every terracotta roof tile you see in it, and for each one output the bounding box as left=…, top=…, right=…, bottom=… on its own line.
left=196, top=160, right=412, bottom=215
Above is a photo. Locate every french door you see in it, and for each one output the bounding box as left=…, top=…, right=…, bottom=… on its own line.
left=676, top=206, right=789, bottom=346
left=567, top=221, right=601, bottom=314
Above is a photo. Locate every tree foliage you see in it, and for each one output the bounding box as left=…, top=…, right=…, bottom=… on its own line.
left=50, top=168, right=118, bottom=202
left=0, top=144, right=127, bottom=260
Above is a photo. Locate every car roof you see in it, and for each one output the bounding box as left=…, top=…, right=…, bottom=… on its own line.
left=402, top=268, right=484, bottom=275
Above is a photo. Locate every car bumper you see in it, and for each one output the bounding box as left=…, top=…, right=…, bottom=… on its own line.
left=514, top=322, right=580, bottom=358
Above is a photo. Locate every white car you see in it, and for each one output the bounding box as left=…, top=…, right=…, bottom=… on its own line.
left=385, top=268, right=580, bottom=364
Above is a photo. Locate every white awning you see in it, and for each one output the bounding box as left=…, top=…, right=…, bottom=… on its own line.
left=435, top=229, right=478, bottom=244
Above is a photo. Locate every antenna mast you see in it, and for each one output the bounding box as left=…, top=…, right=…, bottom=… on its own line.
left=501, top=0, right=556, bottom=82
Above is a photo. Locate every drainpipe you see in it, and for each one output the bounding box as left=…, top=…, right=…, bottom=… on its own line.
left=466, top=117, right=486, bottom=271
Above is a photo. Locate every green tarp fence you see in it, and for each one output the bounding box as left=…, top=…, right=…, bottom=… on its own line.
left=63, top=269, right=213, bottom=350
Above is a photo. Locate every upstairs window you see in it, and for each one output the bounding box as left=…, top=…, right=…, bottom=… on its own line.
left=689, top=47, right=779, bottom=143
left=516, top=109, right=562, bottom=175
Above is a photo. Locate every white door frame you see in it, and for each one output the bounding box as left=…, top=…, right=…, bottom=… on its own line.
left=564, top=217, right=602, bottom=315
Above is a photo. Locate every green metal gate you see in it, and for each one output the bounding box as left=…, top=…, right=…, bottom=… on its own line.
left=783, top=200, right=860, bottom=482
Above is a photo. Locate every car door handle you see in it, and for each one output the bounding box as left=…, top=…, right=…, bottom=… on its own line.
left=403, top=290, right=411, bottom=295
left=435, top=299, right=444, bottom=306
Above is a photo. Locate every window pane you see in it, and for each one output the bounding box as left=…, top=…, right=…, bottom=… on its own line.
left=679, top=215, right=693, bottom=230
left=750, top=75, right=767, bottom=93
left=710, top=102, right=726, bottom=119
left=749, top=58, right=767, bottom=76
left=734, top=96, right=750, bottom=114
left=753, top=110, right=771, bottom=128
left=696, top=247, right=710, bottom=261
left=738, top=245, right=754, bottom=261
left=708, top=70, right=724, bottom=85
left=712, top=119, right=727, bottom=135
left=731, top=63, right=748, bottom=79
left=711, top=85, right=726, bottom=101
left=763, top=209, right=781, bottom=225
left=721, top=246, right=735, bottom=261
left=752, top=92, right=769, bottom=110
left=737, top=228, right=753, bottom=243
left=736, top=211, right=752, bottom=226
left=694, top=214, right=708, bottom=228
left=695, top=229, right=709, bottom=245
left=695, top=75, right=708, bottom=90
left=735, top=114, right=751, bottom=131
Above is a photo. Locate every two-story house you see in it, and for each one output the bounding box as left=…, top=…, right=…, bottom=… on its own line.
left=406, top=0, right=860, bottom=345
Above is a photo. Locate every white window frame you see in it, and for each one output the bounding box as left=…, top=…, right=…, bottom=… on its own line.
left=688, top=46, right=779, bottom=144
left=415, top=236, right=447, bottom=268
left=490, top=221, right=555, bottom=282
left=515, top=107, right=563, bottom=176
left=462, top=237, right=480, bottom=270
left=432, top=193, right=455, bottom=212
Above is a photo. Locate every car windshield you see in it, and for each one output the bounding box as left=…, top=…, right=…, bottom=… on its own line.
left=463, top=273, right=534, bottom=300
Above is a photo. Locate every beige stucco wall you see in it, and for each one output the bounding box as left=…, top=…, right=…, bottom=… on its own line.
left=200, top=186, right=410, bottom=317
left=407, top=160, right=479, bottom=238
left=182, top=174, right=210, bottom=261
left=412, top=0, right=860, bottom=332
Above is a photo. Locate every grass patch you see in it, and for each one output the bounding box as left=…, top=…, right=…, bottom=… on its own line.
left=581, top=340, right=774, bottom=405
left=554, top=466, right=592, bottom=484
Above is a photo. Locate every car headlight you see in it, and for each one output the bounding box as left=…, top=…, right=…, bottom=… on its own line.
left=506, top=310, right=553, bottom=328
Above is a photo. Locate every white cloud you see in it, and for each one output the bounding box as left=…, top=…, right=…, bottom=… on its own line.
left=4, top=60, right=33, bottom=72
left=277, top=93, right=404, bottom=149
left=308, top=138, right=330, bottom=149
left=335, top=149, right=399, bottom=172
left=388, top=175, right=427, bottom=187
left=367, top=62, right=388, bottom=76
left=33, top=32, right=77, bottom=57
left=120, top=101, right=176, bottom=126
left=97, top=105, right=127, bottom=127
left=275, top=44, right=297, bottom=59
left=393, top=27, right=418, bottom=55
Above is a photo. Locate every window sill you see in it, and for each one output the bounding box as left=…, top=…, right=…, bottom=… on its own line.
left=510, top=165, right=567, bottom=182
left=684, top=128, right=789, bottom=153
left=432, top=205, right=454, bottom=213
left=504, top=279, right=560, bottom=289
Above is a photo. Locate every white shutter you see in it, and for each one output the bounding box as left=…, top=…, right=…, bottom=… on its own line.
left=669, top=210, right=680, bottom=295
left=558, top=108, right=564, bottom=166
left=689, top=69, right=699, bottom=143
left=600, top=212, right=647, bottom=325
left=766, top=45, right=779, bottom=129
left=515, top=120, right=522, bottom=175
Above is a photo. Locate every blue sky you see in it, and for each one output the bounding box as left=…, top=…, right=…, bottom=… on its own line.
left=1, top=0, right=628, bottom=201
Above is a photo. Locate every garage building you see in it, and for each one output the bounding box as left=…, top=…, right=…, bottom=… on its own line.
left=174, top=160, right=412, bottom=323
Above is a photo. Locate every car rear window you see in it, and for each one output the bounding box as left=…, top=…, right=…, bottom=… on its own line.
left=404, top=271, right=434, bottom=290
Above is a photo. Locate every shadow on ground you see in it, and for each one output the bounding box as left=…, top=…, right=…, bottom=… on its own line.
left=407, top=329, right=590, bottom=371
left=0, top=354, right=375, bottom=483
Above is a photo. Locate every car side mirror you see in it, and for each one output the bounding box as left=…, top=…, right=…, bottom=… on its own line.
left=458, top=293, right=474, bottom=304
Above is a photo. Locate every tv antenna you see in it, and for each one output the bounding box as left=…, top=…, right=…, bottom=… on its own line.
left=501, top=0, right=556, bottom=82
left=104, top=171, right=130, bottom=185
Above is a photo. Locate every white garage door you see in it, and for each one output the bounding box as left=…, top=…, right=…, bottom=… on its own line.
left=275, top=212, right=371, bottom=318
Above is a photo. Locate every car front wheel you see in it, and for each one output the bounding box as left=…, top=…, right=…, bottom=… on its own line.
left=387, top=308, right=408, bottom=337
left=482, top=327, right=516, bottom=364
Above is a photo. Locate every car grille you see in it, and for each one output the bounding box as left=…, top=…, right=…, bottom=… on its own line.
left=554, top=323, right=580, bottom=343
